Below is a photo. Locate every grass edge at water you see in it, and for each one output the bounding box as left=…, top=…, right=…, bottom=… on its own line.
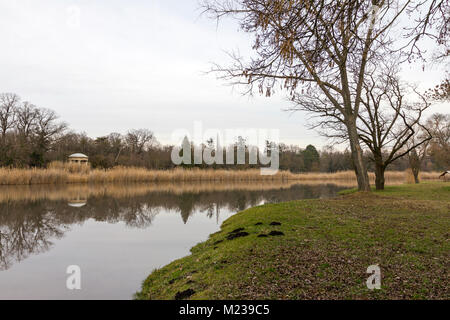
left=135, top=182, right=450, bottom=300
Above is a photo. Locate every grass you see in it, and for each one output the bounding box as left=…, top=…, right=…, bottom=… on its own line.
left=0, top=162, right=441, bottom=185
left=135, top=182, right=449, bottom=300
left=340, top=183, right=450, bottom=201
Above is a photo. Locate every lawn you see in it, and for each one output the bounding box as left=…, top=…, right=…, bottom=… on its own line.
left=135, top=182, right=449, bottom=300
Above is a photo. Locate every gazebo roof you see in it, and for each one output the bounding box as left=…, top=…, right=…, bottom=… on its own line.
left=68, top=153, right=88, bottom=158
left=68, top=201, right=87, bottom=208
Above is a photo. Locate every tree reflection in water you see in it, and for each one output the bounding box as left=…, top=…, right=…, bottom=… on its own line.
left=0, top=182, right=347, bottom=271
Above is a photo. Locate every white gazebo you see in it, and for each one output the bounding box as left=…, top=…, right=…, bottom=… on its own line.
left=68, top=153, right=89, bottom=164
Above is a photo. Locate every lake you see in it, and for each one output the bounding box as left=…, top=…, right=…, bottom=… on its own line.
left=0, top=182, right=350, bottom=299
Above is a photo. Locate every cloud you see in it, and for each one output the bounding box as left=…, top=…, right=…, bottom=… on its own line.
left=0, top=0, right=443, bottom=149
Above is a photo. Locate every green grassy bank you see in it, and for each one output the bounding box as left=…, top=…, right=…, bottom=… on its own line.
left=136, top=183, right=449, bottom=300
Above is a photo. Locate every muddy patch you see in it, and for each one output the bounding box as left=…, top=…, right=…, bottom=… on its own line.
left=175, top=288, right=196, bottom=300
left=227, top=232, right=250, bottom=240
left=268, top=231, right=285, bottom=236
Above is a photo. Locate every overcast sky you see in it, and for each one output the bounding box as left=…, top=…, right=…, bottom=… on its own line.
left=0, top=0, right=447, bottom=149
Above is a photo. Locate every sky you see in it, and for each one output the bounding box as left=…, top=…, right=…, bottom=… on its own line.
left=0, top=0, right=447, bottom=149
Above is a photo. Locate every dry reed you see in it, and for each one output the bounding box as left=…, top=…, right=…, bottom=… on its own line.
left=0, top=162, right=441, bottom=186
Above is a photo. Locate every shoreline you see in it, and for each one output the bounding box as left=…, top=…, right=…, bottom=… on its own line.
left=135, top=182, right=450, bottom=300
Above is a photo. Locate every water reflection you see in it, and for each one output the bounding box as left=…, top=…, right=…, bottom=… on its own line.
left=0, top=182, right=349, bottom=298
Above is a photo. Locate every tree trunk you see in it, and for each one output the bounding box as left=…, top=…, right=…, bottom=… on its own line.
left=412, top=168, right=420, bottom=184
left=409, top=149, right=421, bottom=184
left=374, top=163, right=386, bottom=190
left=347, top=121, right=371, bottom=191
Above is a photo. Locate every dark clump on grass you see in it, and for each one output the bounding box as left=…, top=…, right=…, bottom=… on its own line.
left=254, top=222, right=263, bottom=226
left=227, top=232, right=250, bottom=240
left=168, top=277, right=180, bottom=285
left=268, top=231, right=285, bottom=236
left=257, top=234, right=269, bottom=238
left=270, top=222, right=282, bottom=226
left=213, top=240, right=223, bottom=245
left=229, top=228, right=245, bottom=234
left=175, top=289, right=196, bottom=300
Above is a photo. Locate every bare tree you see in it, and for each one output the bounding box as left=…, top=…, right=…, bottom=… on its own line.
left=426, top=113, right=450, bottom=169
left=425, top=78, right=450, bottom=102
left=201, top=0, right=427, bottom=191
left=408, top=113, right=449, bottom=182
left=126, top=129, right=155, bottom=155
left=408, top=142, right=429, bottom=184
left=312, top=64, right=433, bottom=189
left=29, top=108, right=67, bottom=166
left=405, top=0, right=449, bottom=61
left=33, top=108, right=67, bottom=150
left=357, top=68, right=432, bottom=189
left=16, top=102, right=38, bottom=139
left=427, top=113, right=450, bottom=149
left=407, top=120, right=436, bottom=184
left=107, top=132, right=125, bottom=164
left=0, top=93, right=20, bottom=141
left=201, top=0, right=448, bottom=191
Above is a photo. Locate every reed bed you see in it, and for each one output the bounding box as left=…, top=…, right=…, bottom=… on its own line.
left=0, top=163, right=441, bottom=186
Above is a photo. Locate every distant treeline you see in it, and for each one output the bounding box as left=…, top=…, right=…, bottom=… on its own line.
left=0, top=93, right=448, bottom=172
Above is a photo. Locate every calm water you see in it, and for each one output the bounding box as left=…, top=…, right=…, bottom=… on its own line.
left=0, top=182, right=349, bottom=300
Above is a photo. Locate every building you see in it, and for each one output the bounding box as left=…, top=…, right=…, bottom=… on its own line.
left=68, top=153, right=89, bottom=164
left=68, top=199, right=87, bottom=208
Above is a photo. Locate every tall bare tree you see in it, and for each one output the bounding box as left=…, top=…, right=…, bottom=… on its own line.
left=311, top=64, right=433, bottom=189
left=16, top=102, right=38, bottom=139
left=426, top=113, right=450, bottom=169
left=33, top=108, right=67, bottom=150
left=29, top=108, right=67, bottom=166
left=126, top=129, right=155, bottom=155
left=108, top=132, right=125, bottom=164
left=201, top=0, right=448, bottom=191
left=408, top=142, right=429, bottom=184
left=0, top=93, right=20, bottom=141
left=357, top=68, right=432, bottom=189
left=201, top=1, right=423, bottom=190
